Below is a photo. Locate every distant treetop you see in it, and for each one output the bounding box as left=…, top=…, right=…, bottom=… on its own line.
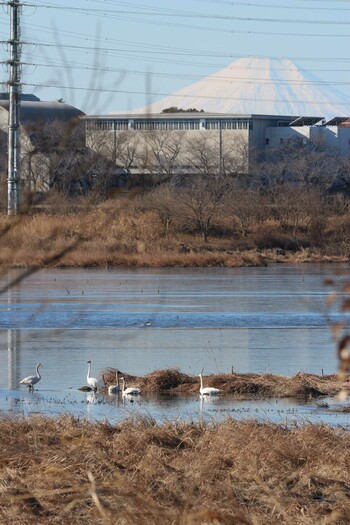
left=161, top=107, right=205, bottom=113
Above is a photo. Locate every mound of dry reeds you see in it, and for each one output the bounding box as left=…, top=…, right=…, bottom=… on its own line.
left=101, top=369, right=342, bottom=399
left=140, top=368, right=197, bottom=391
left=0, top=416, right=349, bottom=524
left=102, top=368, right=196, bottom=392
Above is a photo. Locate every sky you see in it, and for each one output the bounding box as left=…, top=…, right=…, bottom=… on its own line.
left=1, top=0, right=350, bottom=115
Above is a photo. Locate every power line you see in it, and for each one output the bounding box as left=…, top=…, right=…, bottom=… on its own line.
left=12, top=60, right=350, bottom=86
left=17, top=82, right=350, bottom=105
left=195, top=0, right=350, bottom=10
left=26, top=2, right=350, bottom=25
left=15, top=38, right=350, bottom=62
left=2, top=0, right=349, bottom=116
left=4, top=19, right=347, bottom=59
left=2, top=18, right=345, bottom=68
left=32, top=16, right=350, bottom=39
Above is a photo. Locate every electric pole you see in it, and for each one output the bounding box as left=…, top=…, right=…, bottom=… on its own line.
left=219, top=118, right=223, bottom=176
left=7, top=0, right=22, bottom=215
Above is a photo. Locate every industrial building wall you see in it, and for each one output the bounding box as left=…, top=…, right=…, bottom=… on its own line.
left=265, top=126, right=311, bottom=150
left=86, top=127, right=250, bottom=175
left=336, top=127, right=350, bottom=158
left=249, top=117, right=292, bottom=155
left=265, top=125, right=350, bottom=159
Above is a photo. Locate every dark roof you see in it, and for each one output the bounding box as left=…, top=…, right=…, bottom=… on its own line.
left=84, top=112, right=298, bottom=121
left=324, top=117, right=349, bottom=127
left=0, top=93, right=40, bottom=102
left=0, top=94, right=84, bottom=122
left=289, top=116, right=323, bottom=127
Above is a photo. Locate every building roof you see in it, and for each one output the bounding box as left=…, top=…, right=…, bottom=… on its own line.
left=0, top=94, right=84, bottom=123
left=84, top=112, right=298, bottom=121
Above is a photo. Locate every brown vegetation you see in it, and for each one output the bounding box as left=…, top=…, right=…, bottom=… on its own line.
left=1, top=183, right=350, bottom=268
left=3, top=118, right=350, bottom=268
left=0, top=416, right=349, bottom=524
left=101, top=369, right=343, bottom=399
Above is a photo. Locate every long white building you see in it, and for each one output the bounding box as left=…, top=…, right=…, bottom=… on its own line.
left=84, top=112, right=350, bottom=176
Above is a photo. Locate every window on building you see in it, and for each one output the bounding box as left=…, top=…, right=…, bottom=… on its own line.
left=205, top=119, right=249, bottom=130
left=114, top=120, right=128, bottom=130
left=265, top=138, right=269, bottom=145
left=133, top=119, right=200, bottom=131
left=87, top=120, right=126, bottom=131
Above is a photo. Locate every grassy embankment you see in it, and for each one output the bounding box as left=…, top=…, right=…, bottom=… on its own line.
left=0, top=196, right=349, bottom=268
left=0, top=415, right=350, bottom=524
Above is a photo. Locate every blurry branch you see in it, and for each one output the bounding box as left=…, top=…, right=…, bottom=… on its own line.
left=338, top=334, right=350, bottom=382
left=0, top=215, right=23, bottom=240
left=84, top=471, right=113, bottom=524
left=325, top=277, right=350, bottom=400
left=44, top=21, right=124, bottom=115
left=0, top=235, right=81, bottom=297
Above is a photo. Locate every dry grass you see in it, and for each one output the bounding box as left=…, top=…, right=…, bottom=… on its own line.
left=0, top=209, right=348, bottom=268
left=101, top=369, right=343, bottom=399
left=0, top=416, right=349, bottom=524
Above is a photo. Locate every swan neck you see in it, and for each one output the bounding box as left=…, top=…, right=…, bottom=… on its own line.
left=87, top=362, right=91, bottom=381
left=199, top=374, right=203, bottom=389
left=36, top=365, right=41, bottom=379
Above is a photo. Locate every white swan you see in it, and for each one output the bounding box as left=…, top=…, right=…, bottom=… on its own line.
left=199, top=372, right=220, bottom=396
left=86, top=360, right=104, bottom=392
left=108, top=370, right=120, bottom=394
left=121, top=376, right=141, bottom=396
left=20, top=363, right=42, bottom=391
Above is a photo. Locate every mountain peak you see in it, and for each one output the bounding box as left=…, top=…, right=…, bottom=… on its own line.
left=131, top=57, right=349, bottom=118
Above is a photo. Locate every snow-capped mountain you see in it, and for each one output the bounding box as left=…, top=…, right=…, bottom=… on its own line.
left=130, top=57, right=349, bottom=118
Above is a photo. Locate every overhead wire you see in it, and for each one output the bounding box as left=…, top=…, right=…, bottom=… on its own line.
left=30, top=16, right=350, bottom=39
left=25, top=2, right=350, bottom=26
left=16, top=38, right=350, bottom=63
left=1, top=0, right=349, bottom=109
left=15, top=81, right=350, bottom=106
left=8, top=60, right=350, bottom=87
left=0, top=17, right=345, bottom=68
left=194, top=0, right=350, bottom=11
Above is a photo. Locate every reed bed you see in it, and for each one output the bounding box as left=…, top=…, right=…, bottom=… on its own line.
left=0, top=416, right=349, bottom=524
left=0, top=210, right=348, bottom=268
left=102, top=369, right=343, bottom=399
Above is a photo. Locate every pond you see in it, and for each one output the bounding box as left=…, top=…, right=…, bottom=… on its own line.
left=0, top=264, right=349, bottom=425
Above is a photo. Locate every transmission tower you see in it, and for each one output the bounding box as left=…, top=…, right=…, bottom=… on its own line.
left=7, top=0, right=22, bottom=215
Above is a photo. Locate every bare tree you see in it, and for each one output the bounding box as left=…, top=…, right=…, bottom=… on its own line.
left=224, top=188, right=262, bottom=237
left=184, top=133, right=219, bottom=175
left=143, top=131, right=184, bottom=178
left=268, top=185, right=324, bottom=240
left=138, top=183, right=178, bottom=238
left=176, top=175, right=230, bottom=242
left=221, top=134, right=250, bottom=176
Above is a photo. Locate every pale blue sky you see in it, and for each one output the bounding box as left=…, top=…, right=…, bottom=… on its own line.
left=1, top=0, right=350, bottom=114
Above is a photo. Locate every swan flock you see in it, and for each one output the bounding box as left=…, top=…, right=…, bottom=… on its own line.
left=19, top=362, right=220, bottom=398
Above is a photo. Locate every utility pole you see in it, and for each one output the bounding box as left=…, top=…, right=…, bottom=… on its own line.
left=7, top=0, right=22, bottom=215
left=219, top=118, right=223, bottom=176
